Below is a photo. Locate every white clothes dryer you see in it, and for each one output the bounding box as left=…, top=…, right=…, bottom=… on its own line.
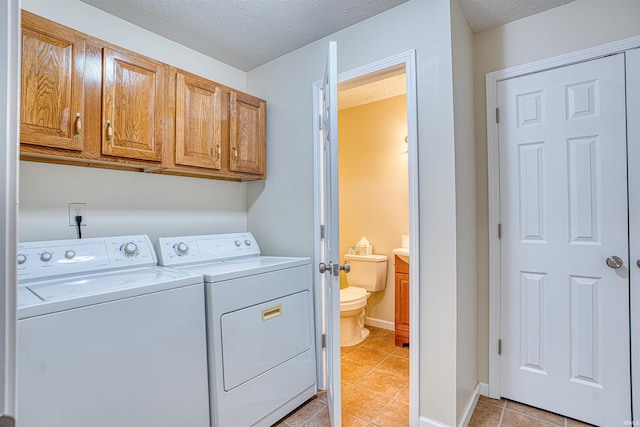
left=156, top=232, right=316, bottom=427
left=17, top=235, right=210, bottom=427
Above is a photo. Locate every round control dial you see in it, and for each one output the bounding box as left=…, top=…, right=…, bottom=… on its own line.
left=234, top=240, right=241, bottom=247
left=244, top=239, right=252, bottom=246
left=17, top=254, right=26, bottom=265
left=121, top=242, right=138, bottom=257
left=174, top=242, right=189, bottom=255
left=40, top=251, right=53, bottom=262
left=65, top=250, right=76, bottom=260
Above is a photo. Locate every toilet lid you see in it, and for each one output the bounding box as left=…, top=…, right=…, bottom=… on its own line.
left=340, top=286, right=367, bottom=303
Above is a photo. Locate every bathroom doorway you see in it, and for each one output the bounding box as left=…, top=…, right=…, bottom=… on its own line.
left=313, top=50, right=419, bottom=425
left=337, top=64, right=411, bottom=424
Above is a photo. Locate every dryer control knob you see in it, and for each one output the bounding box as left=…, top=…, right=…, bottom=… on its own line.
left=175, top=242, right=189, bottom=255
left=244, top=239, right=251, bottom=246
left=235, top=240, right=241, bottom=247
left=65, top=250, right=76, bottom=260
left=40, top=252, right=52, bottom=262
left=17, top=254, right=26, bottom=265
left=122, top=242, right=138, bottom=257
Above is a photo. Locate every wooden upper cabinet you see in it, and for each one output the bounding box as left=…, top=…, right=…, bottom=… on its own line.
left=102, top=47, right=164, bottom=162
left=229, top=91, right=266, bottom=177
left=175, top=71, right=223, bottom=169
left=20, top=12, right=85, bottom=151
left=20, top=12, right=268, bottom=181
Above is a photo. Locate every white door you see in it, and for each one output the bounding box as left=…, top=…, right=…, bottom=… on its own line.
left=498, top=54, right=630, bottom=426
left=0, top=1, right=18, bottom=426
left=320, top=40, right=341, bottom=427
left=628, top=47, right=640, bottom=422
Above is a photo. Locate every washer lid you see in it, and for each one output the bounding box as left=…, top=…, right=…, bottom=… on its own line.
left=340, top=286, right=367, bottom=303
left=18, top=267, right=204, bottom=320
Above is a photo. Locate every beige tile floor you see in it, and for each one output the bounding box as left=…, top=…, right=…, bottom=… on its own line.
left=469, top=396, right=595, bottom=427
left=275, top=326, right=409, bottom=427
left=276, top=326, right=595, bottom=427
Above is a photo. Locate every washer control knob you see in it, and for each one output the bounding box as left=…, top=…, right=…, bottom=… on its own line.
left=244, top=239, right=251, bottom=246
left=122, top=242, right=138, bottom=257
left=17, top=254, right=26, bottom=265
left=65, top=250, right=76, bottom=260
left=40, top=252, right=52, bottom=262
left=235, top=240, right=241, bottom=247
left=175, top=242, right=189, bottom=255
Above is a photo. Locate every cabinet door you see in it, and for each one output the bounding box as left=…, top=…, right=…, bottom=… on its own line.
left=175, top=72, right=223, bottom=169
left=21, top=13, right=85, bottom=151
left=229, top=91, right=265, bottom=176
left=102, top=48, right=163, bottom=161
left=394, top=256, right=410, bottom=347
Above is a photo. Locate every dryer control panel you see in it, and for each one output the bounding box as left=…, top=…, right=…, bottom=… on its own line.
left=156, top=232, right=261, bottom=266
left=17, top=235, right=157, bottom=283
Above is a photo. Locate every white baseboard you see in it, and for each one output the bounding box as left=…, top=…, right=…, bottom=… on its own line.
left=419, top=415, right=451, bottom=427
left=365, top=317, right=394, bottom=331
left=418, top=382, right=487, bottom=427
left=478, top=382, right=489, bottom=397
left=458, top=383, right=481, bottom=427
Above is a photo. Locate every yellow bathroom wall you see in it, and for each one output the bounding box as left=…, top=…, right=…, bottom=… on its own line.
left=338, top=94, right=408, bottom=328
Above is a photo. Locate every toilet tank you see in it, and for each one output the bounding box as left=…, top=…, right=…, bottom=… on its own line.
left=343, top=254, right=388, bottom=292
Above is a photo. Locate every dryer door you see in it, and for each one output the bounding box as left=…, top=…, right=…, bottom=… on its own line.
left=221, top=290, right=312, bottom=390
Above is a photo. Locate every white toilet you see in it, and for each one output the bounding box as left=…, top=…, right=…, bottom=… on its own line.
left=340, top=253, right=388, bottom=347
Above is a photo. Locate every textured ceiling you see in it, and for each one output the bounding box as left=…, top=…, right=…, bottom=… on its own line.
left=339, top=72, right=406, bottom=110
left=79, top=0, right=410, bottom=71
left=78, top=0, right=577, bottom=75
left=457, top=0, right=576, bottom=33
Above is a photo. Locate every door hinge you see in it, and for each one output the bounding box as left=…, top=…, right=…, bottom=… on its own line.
left=320, top=225, right=325, bottom=239
left=498, top=223, right=502, bottom=239
left=498, top=339, right=502, bottom=355
left=319, top=114, right=323, bottom=130
left=496, top=107, right=500, bottom=123
left=322, top=333, right=327, bottom=348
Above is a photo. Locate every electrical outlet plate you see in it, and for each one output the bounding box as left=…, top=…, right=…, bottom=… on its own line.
left=68, top=203, right=87, bottom=226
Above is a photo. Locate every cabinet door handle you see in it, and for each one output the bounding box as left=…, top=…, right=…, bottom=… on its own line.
left=106, top=120, right=113, bottom=144
left=216, top=143, right=221, bottom=160
left=74, top=113, right=82, bottom=138
left=232, top=146, right=238, bottom=161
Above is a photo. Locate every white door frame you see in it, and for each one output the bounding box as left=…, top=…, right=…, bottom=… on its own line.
left=486, top=35, right=640, bottom=400
left=0, top=1, right=19, bottom=425
left=313, top=49, right=419, bottom=425
left=627, top=47, right=640, bottom=422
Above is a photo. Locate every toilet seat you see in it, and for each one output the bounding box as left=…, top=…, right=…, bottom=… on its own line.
left=340, top=287, right=368, bottom=311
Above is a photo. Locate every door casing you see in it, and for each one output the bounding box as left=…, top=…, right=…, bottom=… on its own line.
left=0, top=0, right=19, bottom=423
left=312, top=49, right=419, bottom=425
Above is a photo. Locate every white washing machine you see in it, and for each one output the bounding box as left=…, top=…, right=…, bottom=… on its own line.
left=17, top=235, right=210, bottom=427
left=155, top=232, right=316, bottom=427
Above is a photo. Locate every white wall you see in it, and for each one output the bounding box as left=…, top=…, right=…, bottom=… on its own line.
left=451, top=0, right=478, bottom=422
left=18, top=0, right=250, bottom=243
left=19, top=162, right=247, bottom=242
left=474, top=0, right=640, bottom=384
left=246, top=0, right=464, bottom=424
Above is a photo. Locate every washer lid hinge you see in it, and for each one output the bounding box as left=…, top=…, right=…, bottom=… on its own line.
left=498, top=339, right=502, bottom=355
left=320, top=225, right=325, bottom=239
left=496, top=107, right=500, bottom=123
left=322, top=333, right=327, bottom=348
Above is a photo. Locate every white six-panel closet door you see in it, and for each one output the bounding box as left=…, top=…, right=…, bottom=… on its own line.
left=498, top=53, right=631, bottom=426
